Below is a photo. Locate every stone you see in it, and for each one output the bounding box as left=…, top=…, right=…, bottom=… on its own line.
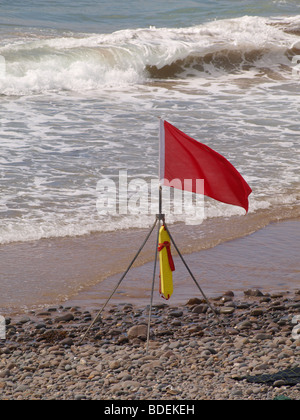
left=127, top=324, right=147, bottom=340
left=155, top=329, right=173, bottom=337
left=236, top=303, right=250, bottom=309
left=220, top=307, right=235, bottom=314
left=236, top=320, right=252, bottom=330
left=192, top=304, right=208, bottom=314
left=60, top=337, right=74, bottom=346
left=250, top=308, right=265, bottom=316
left=200, top=350, right=212, bottom=358
left=15, top=384, right=29, bottom=392
left=273, top=380, right=286, bottom=387
left=109, top=360, right=121, bottom=370
left=35, top=323, right=47, bottom=330
left=186, top=298, right=202, bottom=305
left=224, top=291, right=235, bottom=297
left=221, top=296, right=233, bottom=303
left=185, top=325, right=203, bottom=335
left=244, top=289, right=264, bottom=297
left=255, top=333, right=272, bottom=340
left=74, top=394, right=86, bottom=400
left=234, top=337, right=249, bottom=349
left=0, top=370, right=10, bottom=378
left=55, top=313, right=74, bottom=323
left=117, top=336, right=129, bottom=345
left=169, top=310, right=183, bottom=317
left=169, top=341, right=181, bottom=349
left=19, top=317, right=31, bottom=324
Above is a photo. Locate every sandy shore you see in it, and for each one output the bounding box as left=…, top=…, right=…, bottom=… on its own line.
left=1, top=216, right=299, bottom=313
left=66, top=219, right=300, bottom=309
left=0, top=288, right=299, bottom=400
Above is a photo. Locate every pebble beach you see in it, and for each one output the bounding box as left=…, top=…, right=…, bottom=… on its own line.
left=1, top=288, right=299, bottom=400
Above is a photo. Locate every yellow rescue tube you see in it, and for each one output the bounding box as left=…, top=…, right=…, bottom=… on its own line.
left=158, top=225, right=175, bottom=300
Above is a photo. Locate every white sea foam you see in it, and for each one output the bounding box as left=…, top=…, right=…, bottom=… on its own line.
left=0, top=15, right=299, bottom=95
left=0, top=15, right=299, bottom=244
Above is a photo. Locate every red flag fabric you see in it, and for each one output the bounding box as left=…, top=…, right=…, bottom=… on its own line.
left=159, top=119, right=252, bottom=212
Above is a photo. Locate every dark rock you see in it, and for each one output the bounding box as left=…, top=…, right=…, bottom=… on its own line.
left=260, top=297, right=271, bottom=303
left=236, top=303, right=250, bottom=309
left=186, top=298, right=202, bottom=305
left=237, top=320, right=252, bottom=330
left=192, top=304, right=208, bottom=314
left=60, top=337, right=74, bottom=346
left=40, top=329, right=68, bottom=343
left=221, top=296, right=233, bottom=303
left=55, top=313, right=74, bottom=323
left=255, top=333, right=272, bottom=340
left=250, top=308, right=265, bottom=316
left=169, top=310, right=183, bottom=318
left=244, top=289, right=264, bottom=297
left=117, top=336, right=129, bottom=345
left=155, top=329, right=173, bottom=336
left=18, top=317, right=31, bottom=324
left=35, top=323, right=47, bottom=330
left=224, top=291, right=235, bottom=297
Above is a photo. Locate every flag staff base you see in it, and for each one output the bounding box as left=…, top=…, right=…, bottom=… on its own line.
left=80, top=190, right=230, bottom=349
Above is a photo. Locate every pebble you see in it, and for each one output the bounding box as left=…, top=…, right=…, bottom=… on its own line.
left=0, top=290, right=299, bottom=400
left=220, top=307, right=235, bottom=314
left=192, top=304, right=208, bottom=314
left=55, top=313, right=74, bottom=323
left=127, top=324, right=147, bottom=340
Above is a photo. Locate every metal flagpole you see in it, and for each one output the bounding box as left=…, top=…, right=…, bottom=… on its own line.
left=146, top=185, right=165, bottom=353
left=146, top=217, right=160, bottom=353
left=145, top=121, right=166, bottom=352
left=79, top=217, right=158, bottom=344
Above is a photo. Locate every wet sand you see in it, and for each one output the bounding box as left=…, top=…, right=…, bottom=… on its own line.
left=1, top=217, right=299, bottom=315
left=67, top=219, right=300, bottom=310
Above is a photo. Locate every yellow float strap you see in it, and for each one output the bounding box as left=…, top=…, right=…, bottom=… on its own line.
left=158, top=225, right=175, bottom=300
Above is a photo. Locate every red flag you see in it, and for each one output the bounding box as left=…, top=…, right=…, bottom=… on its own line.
left=159, top=119, right=252, bottom=212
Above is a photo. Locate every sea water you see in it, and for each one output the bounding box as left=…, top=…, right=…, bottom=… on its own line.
left=0, top=1, right=299, bottom=311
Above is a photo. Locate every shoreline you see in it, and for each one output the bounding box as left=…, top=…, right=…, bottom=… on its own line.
left=1, top=214, right=299, bottom=315
left=0, top=288, right=299, bottom=400
left=62, top=218, right=300, bottom=312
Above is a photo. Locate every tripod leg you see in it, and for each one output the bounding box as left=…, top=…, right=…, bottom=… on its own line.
left=79, top=218, right=158, bottom=344
left=164, top=222, right=230, bottom=339
left=146, top=219, right=161, bottom=353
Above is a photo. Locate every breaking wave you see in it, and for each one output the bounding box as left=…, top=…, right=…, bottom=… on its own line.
left=0, top=15, right=300, bottom=95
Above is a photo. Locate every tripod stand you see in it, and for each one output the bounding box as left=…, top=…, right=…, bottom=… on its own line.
left=80, top=186, right=229, bottom=350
